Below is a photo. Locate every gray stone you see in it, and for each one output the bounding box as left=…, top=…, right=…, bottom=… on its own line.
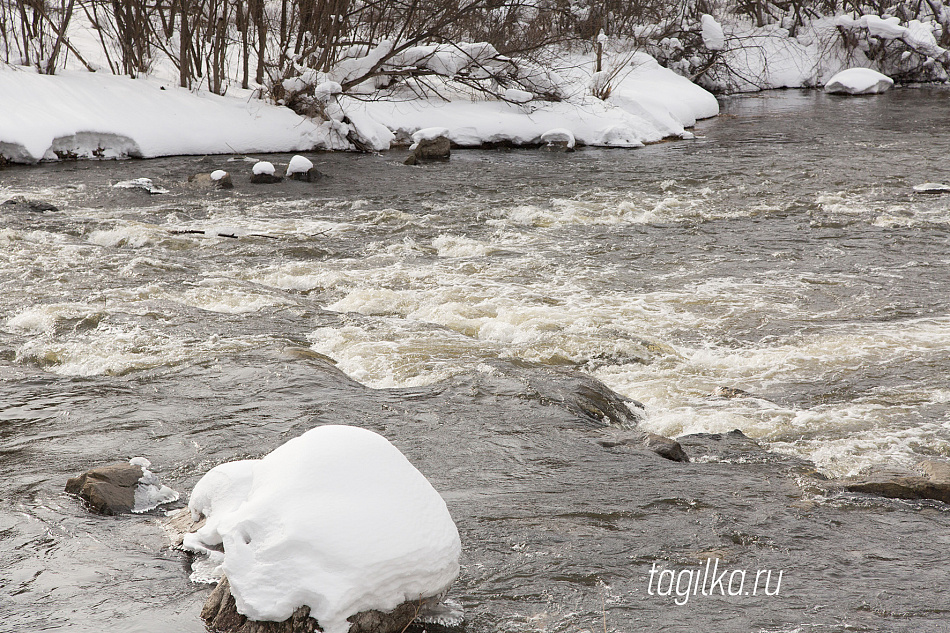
left=643, top=433, right=689, bottom=462
left=201, top=575, right=432, bottom=633
left=843, top=459, right=950, bottom=504
left=412, top=136, right=451, bottom=161
left=287, top=168, right=321, bottom=182
left=65, top=462, right=144, bottom=515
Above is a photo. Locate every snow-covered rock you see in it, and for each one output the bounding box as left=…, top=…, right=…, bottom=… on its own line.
left=182, top=425, right=461, bottom=633
left=286, top=155, right=313, bottom=175
left=210, top=169, right=229, bottom=181
left=286, top=155, right=319, bottom=182
left=824, top=67, right=894, bottom=94
left=65, top=457, right=179, bottom=515
left=252, top=161, right=275, bottom=175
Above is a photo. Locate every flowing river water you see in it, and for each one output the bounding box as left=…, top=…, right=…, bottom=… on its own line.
left=1, top=87, right=949, bottom=632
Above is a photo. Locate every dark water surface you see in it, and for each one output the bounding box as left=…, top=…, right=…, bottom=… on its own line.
left=1, top=87, right=949, bottom=632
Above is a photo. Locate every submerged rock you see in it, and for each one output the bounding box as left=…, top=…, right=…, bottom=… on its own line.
left=843, top=459, right=950, bottom=504
left=598, top=431, right=689, bottom=462
left=112, top=178, right=169, bottom=194
left=1, top=196, right=59, bottom=213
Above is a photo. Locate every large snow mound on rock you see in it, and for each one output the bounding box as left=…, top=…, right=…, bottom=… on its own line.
left=0, top=67, right=342, bottom=163
left=824, top=67, right=894, bottom=95
left=182, top=424, right=461, bottom=633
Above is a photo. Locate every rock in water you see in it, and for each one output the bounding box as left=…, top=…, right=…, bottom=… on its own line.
left=65, top=458, right=179, bottom=515
left=182, top=425, right=461, bottom=633
left=65, top=462, right=142, bottom=514
left=1, top=196, right=59, bottom=213
left=912, top=182, right=950, bottom=194
left=251, top=161, right=282, bottom=184
left=843, top=459, right=950, bottom=504
left=201, top=576, right=427, bottom=633
left=285, top=155, right=320, bottom=182
left=824, top=68, right=893, bottom=95
left=408, top=128, right=451, bottom=162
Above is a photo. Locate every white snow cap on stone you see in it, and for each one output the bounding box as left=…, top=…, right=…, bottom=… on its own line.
left=824, top=67, right=894, bottom=94
left=287, top=155, right=314, bottom=175
left=701, top=14, right=725, bottom=51
left=182, top=425, right=461, bottom=633
left=540, top=128, right=576, bottom=149
left=411, top=127, right=451, bottom=144
left=210, top=169, right=228, bottom=181
left=252, top=161, right=275, bottom=175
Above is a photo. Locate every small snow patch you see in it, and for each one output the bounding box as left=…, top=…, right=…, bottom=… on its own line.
left=210, top=169, right=228, bottom=181
left=503, top=88, right=534, bottom=103
left=130, top=457, right=180, bottom=513
left=411, top=127, right=451, bottom=144
left=701, top=14, right=726, bottom=51
left=913, top=182, right=950, bottom=193
left=112, top=178, right=169, bottom=194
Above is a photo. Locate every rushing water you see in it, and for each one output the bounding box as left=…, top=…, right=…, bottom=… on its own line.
left=1, top=87, right=949, bottom=632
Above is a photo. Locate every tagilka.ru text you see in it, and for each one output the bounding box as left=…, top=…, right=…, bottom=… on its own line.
left=648, top=559, right=783, bottom=605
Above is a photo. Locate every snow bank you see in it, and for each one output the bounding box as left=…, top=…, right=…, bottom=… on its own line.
left=0, top=67, right=344, bottom=163
left=344, top=52, right=717, bottom=151
left=182, top=425, right=460, bottom=633
left=824, top=67, right=894, bottom=94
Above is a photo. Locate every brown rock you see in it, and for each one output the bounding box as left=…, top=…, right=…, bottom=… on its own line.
left=412, top=136, right=451, bottom=161
left=202, top=575, right=428, bottom=633
left=65, top=462, right=144, bottom=515
left=643, top=433, right=690, bottom=463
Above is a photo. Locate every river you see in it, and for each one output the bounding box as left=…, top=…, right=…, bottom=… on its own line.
left=1, top=86, right=949, bottom=632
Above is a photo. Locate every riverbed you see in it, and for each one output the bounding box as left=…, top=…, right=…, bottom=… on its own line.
left=1, top=87, right=949, bottom=632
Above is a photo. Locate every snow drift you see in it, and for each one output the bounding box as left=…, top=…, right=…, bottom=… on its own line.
left=0, top=67, right=346, bottom=163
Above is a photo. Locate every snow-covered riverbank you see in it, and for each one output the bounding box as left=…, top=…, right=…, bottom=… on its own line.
left=0, top=52, right=717, bottom=163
